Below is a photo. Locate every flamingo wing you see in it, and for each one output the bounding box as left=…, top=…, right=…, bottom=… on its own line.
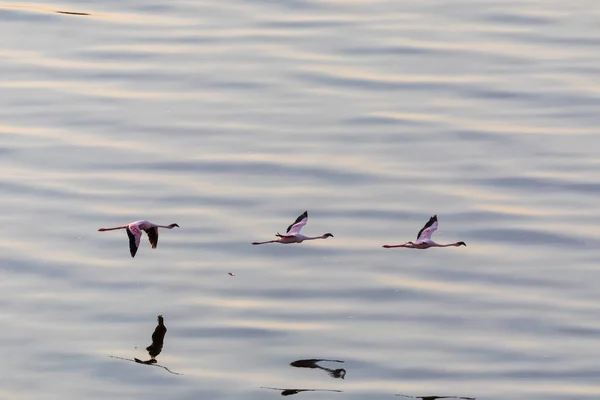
left=284, top=211, right=308, bottom=236
left=144, top=227, right=159, bottom=249
left=416, top=215, right=438, bottom=241
left=290, top=359, right=319, bottom=368
left=126, top=227, right=142, bottom=257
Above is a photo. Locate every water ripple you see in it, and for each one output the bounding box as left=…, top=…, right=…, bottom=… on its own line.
left=3, top=1, right=600, bottom=399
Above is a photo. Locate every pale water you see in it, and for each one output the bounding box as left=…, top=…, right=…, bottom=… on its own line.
left=1, top=1, right=600, bottom=399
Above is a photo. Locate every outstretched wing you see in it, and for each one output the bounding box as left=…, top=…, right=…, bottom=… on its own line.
left=144, top=227, right=159, bottom=249
left=126, top=228, right=141, bottom=257
left=290, top=359, right=319, bottom=368
left=416, top=215, right=438, bottom=241
left=282, top=211, right=308, bottom=236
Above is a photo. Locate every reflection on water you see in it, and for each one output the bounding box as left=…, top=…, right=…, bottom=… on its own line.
left=290, top=358, right=346, bottom=379
left=109, top=315, right=180, bottom=375
left=55, top=10, right=90, bottom=16
left=261, top=358, right=345, bottom=396
left=396, top=395, right=476, bottom=400
left=144, top=314, right=167, bottom=360
left=3, top=0, right=600, bottom=399
left=261, top=387, right=342, bottom=396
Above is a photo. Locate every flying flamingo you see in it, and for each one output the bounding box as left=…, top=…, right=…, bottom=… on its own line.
left=98, top=220, right=179, bottom=257
left=382, top=215, right=466, bottom=249
left=252, top=211, right=333, bottom=245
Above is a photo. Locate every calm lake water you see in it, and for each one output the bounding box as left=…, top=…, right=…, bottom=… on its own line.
left=2, top=1, right=600, bottom=399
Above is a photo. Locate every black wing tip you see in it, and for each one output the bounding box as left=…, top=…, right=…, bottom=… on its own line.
left=126, top=228, right=138, bottom=257
left=416, top=214, right=438, bottom=240
left=286, top=211, right=308, bottom=233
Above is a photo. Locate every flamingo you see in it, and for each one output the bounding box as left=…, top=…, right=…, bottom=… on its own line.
left=251, top=211, right=333, bottom=245
left=382, top=215, right=466, bottom=249
left=98, top=220, right=179, bottom=257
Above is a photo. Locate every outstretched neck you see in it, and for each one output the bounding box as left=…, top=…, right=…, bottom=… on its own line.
left=435, top=242, right=464, bottom=247
left=304, top=234, right=332, bottom=241
left=156, top=223, right=179, bottom=229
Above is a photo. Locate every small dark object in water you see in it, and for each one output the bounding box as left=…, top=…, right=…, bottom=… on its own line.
left=56, top=10, right=90, bottom=16
left=396, top=395, right=476, bottom=400
left=261, top=387, right=342, bottom=396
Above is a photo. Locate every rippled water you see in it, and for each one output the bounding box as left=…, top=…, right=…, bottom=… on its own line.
left=2, top=1, right=600, bottom=399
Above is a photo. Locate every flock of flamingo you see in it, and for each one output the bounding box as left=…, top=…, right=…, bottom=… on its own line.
left=98, top=211, right=466, bottom=258
left=100, top=213, right=470, bottom=398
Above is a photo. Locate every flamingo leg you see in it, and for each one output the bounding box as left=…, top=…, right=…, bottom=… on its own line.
left=252, top=240, right=280, bottom=245
left=98, top=226, right=127, bottom=232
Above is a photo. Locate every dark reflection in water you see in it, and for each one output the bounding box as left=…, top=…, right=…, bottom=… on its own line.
left=55, top=10, right=90, bottom=16
left=143, top=315, right=167, bottom=360
left=396, top=394, right=476, bottom=400
left=261, top=387, right=342, bottom=396
left=108, top=355, right=181, bottom=375
left=260, top=358, right=345, bottom=396
left=290, top=358, right=346, bottom=379
left=109, top=315, right=180, bottom=375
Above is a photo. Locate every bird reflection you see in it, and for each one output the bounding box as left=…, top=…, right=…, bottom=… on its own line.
left=143, top=315, right=167, bottom=361
left=261, top=387, right=342, bottom=396
left=109, top=315, right=180, bottom=375
left=396, top=395, right=476, bottom=400
left=290, top=358, right=346, bottom=379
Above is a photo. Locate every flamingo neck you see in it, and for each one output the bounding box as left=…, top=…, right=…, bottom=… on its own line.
left=434, top=242, right=459, bottom=247
left=303, top=235, right=327, bottom=240
left=156, top=224, right=179, bottom=229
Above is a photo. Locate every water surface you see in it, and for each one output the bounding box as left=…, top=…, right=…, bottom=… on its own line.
left=1, top=1, right=600, bottom=399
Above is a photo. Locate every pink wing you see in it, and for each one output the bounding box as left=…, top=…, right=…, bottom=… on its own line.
left=284, top=211, right=308, bottom=236
left=126, top=224, right=142, bottom=257
left=416, top=215, right=438, bottom=241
